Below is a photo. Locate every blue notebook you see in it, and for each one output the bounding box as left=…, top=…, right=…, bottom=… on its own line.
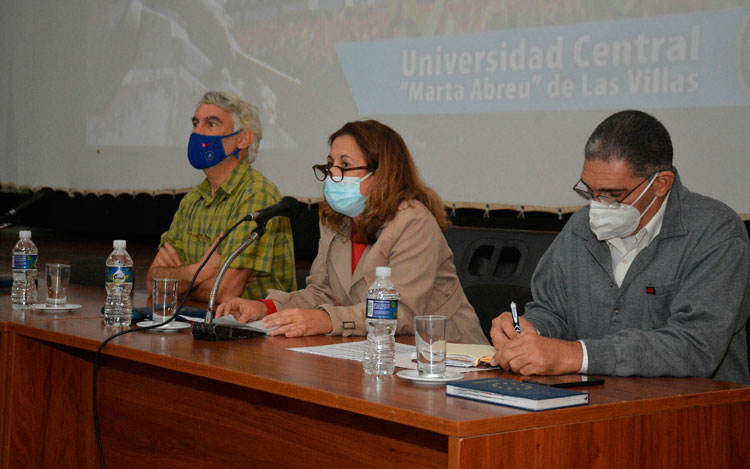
left=446, top=377, right=589, bottom=411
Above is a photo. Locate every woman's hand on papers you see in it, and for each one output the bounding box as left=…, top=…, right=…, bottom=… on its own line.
left=263, top=308, right=333, bottom=337
left=215, top=298, right=266, bottom=323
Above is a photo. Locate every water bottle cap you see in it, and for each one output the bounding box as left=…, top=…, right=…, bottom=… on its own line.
left=19, top=230, right=31, bottom=239
left=375, top=266, right=391, bottom=277
left=113, top=240, right=127, bottom=248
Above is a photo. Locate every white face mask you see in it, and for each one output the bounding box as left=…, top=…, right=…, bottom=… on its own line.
left=588, top=175, right=658, bottom=240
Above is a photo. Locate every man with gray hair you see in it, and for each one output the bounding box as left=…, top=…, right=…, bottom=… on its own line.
left=490, top=110, right=750, bottom=384
left=147, top=91, right=296, bottom=303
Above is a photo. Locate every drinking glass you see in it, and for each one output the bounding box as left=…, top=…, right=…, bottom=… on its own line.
left=46, top=264, right=71, bottom=307
left=152, top=278, right=179, bottom=323
left=415, top=315, right=447, bottom=378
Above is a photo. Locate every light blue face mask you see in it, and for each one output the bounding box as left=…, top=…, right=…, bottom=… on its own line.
left=323, top=173, right=372, bottom=217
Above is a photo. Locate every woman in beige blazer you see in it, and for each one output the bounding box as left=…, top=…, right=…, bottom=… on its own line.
left=216, top=120, right=487, bottom=344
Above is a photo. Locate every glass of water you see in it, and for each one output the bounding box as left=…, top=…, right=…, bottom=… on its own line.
left=415, top=315, right=447, bottom=378
left=46, top=264, right=71, bottom=307
left=152, top=278, right=178, bottom=323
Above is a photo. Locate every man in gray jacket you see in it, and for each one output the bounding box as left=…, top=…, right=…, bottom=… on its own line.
left=490, top=110, right=750, bottom=384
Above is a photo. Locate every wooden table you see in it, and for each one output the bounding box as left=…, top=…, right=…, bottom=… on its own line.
left=1, top=287, right=749, bottom=468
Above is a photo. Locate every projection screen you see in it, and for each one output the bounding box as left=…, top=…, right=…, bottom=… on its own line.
left=1, top=0, right=749, bottom=217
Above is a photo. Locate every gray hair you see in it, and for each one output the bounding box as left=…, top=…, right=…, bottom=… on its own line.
left=584, top=110, right=673, bottom=178
left=199, top=91, right=263, bottom=163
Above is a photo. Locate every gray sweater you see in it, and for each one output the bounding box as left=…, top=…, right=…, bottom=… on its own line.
left=525, top=168, right=750, bottom=384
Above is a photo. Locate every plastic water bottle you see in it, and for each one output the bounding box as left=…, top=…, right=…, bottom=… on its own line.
left=11, top=230, right=38, bottom=308
left=363, top=266, right=399, bottom=375
left=103, top=240, right=133, bottom=326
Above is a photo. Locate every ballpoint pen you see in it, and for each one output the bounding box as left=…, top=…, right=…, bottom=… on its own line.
left=510, top=301, right=521, bottom=335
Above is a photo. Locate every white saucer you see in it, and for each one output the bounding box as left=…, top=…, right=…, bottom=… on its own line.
left=396, top=369, right=463, bottom=385
left=32, top=303, right=82, bottom=313
left=136, top=320, right=191, bottom=331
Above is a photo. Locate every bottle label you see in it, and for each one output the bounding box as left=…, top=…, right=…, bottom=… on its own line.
left=12, top=254, right=37, bottom=270
left=106, top=266, right=133, bottom=284
left=366, top=298, right=398, bottom=320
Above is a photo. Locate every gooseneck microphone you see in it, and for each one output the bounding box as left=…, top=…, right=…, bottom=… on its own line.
left=243, top=196, right=298, bottom=223
left=193, top=196, right=299, bottom=341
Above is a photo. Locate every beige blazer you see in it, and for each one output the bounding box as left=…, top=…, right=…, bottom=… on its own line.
left=267, top=200, right=488, bottom=344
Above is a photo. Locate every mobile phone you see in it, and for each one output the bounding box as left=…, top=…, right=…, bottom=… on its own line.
left=522, top=375, right=605, bottom=388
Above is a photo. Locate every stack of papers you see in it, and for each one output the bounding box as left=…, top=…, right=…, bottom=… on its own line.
left=288, top=341, right=414, bottom=362
left=181, top=315, right=270, bottom=334
left=289, top=341, right=498, bottom=373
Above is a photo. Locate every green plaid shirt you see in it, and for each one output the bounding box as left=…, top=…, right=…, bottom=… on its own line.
left=160, top=163, right=296, bottom=299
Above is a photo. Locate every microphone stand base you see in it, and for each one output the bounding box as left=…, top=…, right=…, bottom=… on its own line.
left=192, top=322, right=266, bottom=341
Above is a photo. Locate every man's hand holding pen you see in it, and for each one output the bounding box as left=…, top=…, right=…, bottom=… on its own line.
left=489, top=311, right=583, bottom=376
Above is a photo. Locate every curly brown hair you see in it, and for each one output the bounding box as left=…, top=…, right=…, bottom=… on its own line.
left=319, top=120, right=448, bottom=244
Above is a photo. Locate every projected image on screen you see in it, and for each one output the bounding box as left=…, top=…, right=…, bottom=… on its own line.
left=5, top=0, right=747, bottom=213
left=85, top=0, right=301, bottom=150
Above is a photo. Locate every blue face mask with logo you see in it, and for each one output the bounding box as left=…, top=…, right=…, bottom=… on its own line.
left=323, top=173, right=372, bottom=218
left=187, top=130, right=241, bottom=170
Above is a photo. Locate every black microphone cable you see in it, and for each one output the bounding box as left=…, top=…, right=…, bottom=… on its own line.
left=91, top=215, right=246, bottom=468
